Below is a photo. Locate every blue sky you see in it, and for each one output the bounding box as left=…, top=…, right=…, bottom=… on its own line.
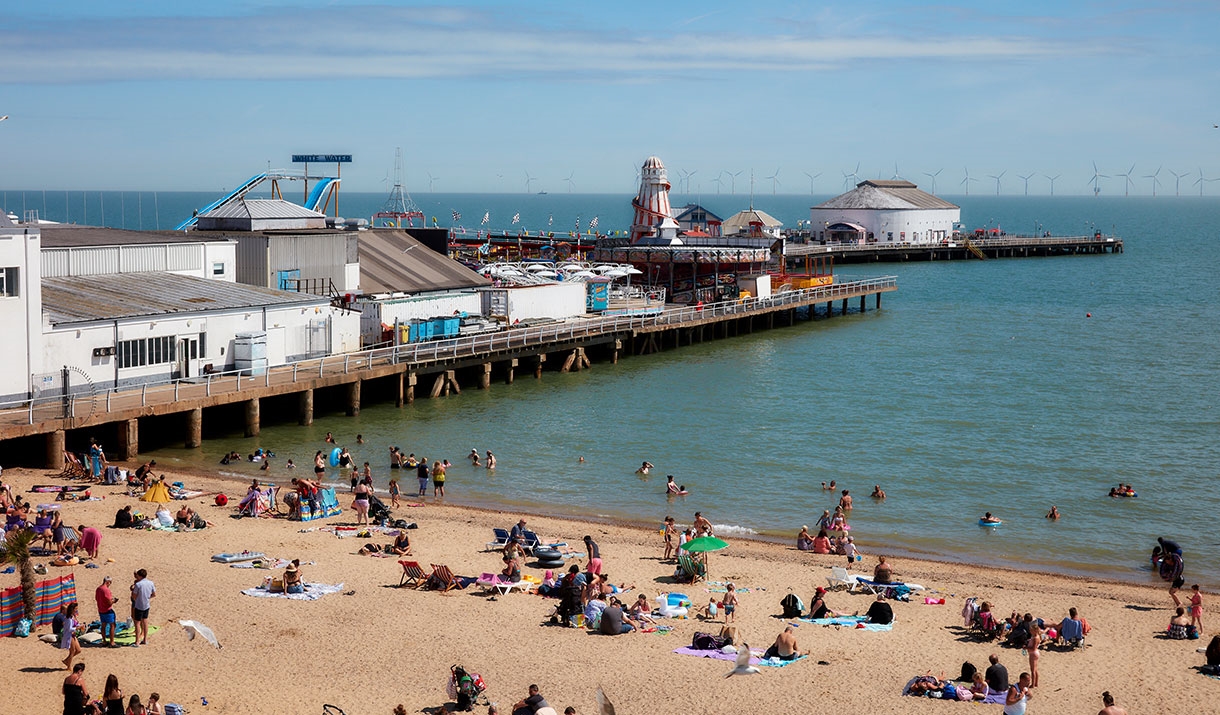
left=1, top=0, right=1218, bottom=195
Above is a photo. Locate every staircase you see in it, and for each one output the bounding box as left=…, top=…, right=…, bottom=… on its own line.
left=964, top=239, right=987, bottom=260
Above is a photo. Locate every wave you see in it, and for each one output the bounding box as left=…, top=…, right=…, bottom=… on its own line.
left=712, top=523, right=758, bottom=536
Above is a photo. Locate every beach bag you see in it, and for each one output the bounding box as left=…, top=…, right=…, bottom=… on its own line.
left=780, top=593, right=804, bottom=619
left=959, top=661, right=977, bottom=683
left=692, top=632, right=727, bottom=650
left=164, top=705, right=184, bottom=715
left=719, top=625, right=738, bottom=645
left=12, top=618, right=31, bottom=637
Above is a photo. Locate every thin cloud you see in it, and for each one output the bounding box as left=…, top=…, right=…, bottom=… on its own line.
left=0, top=5, right=1107, bottom=84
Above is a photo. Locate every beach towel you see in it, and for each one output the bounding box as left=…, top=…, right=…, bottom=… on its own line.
left=673, top=646, right=807, bottom=668
left=212, top=552, right=266, bottom=563
left=800, top=615, right=893, bottom=631
left=229, top=558, right=291, bottom=570
left=240, top=583, right=345, bottom=601
left=83, top=624, right=160, bottom=647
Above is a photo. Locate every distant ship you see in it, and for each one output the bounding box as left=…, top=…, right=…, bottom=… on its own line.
left=537, top=191, right=548, bottom=195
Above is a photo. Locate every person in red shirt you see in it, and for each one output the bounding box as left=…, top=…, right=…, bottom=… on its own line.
left=95, top=575, right=118, bottom=648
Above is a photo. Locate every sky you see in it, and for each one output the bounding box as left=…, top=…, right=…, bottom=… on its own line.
left=1, top=0, right=1218, bottom=196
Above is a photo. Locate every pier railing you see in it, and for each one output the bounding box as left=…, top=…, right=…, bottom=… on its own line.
left=0, top=276, right=896, bottom=427
left=788, top=234, right=1119, bottom=255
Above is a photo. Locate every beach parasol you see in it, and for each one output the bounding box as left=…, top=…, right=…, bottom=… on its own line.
left=680, top=536, right=729, bottom=553
left=140, top=481, right=172, bottom=503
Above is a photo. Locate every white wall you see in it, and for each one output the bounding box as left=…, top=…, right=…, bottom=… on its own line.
left=41, top=242, right=237, bottom=280
left=808, top=207, right=960, bottom=244
left=0, top=224, right=42, bottom=401
left=481, top=283, right=587, bottom=322
left=355, top=291, right=483, bottom=344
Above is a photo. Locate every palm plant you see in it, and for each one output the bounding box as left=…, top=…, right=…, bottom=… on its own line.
left=0, top=530, right=38, bottom=621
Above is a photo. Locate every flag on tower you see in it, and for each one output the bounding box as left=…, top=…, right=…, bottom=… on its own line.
left=481, top=212, right=490, bottom=225
left=512, top=212, right=520, bottom=224
left=589, top=216, right=599, bottom=229
left=451, top=209, right=461, bottom=222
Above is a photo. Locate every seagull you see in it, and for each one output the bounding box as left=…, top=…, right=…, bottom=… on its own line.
left=724, top=643, right=760, bottom=677
left=596, top=686, right=615, bottom=715
left=178, top=619, right=221, bottom=649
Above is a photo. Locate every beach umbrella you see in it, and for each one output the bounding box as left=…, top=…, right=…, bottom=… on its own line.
left=680, top=536, right=729, bottom=553
left=604, top=269, right=629, bottom=278
left=178, top=619, right=221, bottom=649
left=624, top=266, right=643, bottom=275
left=140, top=481, right=172, bottom=503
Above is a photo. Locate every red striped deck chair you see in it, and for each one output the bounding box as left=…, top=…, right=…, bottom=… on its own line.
left=398, top=560, right=427, bottom=588
left=426, top=564, right=463, bottom=592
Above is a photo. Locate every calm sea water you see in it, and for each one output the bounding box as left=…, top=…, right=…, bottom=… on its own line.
left=12, top=187, right=1218, bottom=587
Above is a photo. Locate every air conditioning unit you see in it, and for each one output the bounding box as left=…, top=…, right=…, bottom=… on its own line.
left=93, top=346, right=116, bottom=357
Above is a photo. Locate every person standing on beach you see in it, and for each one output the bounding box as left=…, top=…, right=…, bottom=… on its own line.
left=95, top=575, right=118, bottom=648
left=663, top=516, right=677, bottom=561
left=59, top=602, right=82, bottom=668
left=1004, top=672, right=1033, bottom=715
left=584, top=535, right=602, bottom=574
left=1190, top=584, right=1204, bottom=634
left=415, top=457, right=428, bottom=497
left=693, top=512, right=713, bottom=536
left=352, top=478, right=371, bottom=526
left=432, top=460, right=446, bottom=497
left=722, top=583, right=738, bottom=623
left=62, top=663, right=88, bottom=715
left=388, top=477, right=400, bottom=509
left=130, top=568, right=155, bottom=647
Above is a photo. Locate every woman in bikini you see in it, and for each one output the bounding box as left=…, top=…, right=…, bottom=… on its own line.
left=663, top=517, right=678, bottom=561
left=1026, top=623, right=1042, bottom=687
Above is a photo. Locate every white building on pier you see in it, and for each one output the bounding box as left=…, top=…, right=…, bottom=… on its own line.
left=809, top=180, right=959, bottom=245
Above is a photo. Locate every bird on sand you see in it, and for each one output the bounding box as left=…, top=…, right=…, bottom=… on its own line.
left=596, top=686, right=615, bottom=715
left=724, top=643, right=761, bottom=677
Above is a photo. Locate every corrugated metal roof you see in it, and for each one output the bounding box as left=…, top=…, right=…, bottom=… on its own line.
left=200, top=199, right=324, bottom=221
left=42, top=272, right=327, bottom=325
left=673, top=203, right=724, bottom=223
left=815, top=180, right=959, bottom=210
left=722, top=208, right=783, bottom=230
left=41, top=226, right=233, bottom=248
left=358, top=230, right=491, bottom=294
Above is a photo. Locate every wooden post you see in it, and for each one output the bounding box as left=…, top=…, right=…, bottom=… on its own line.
left=46, top=429, right=65, bottom=470
left=505, top=358, right=517, bottom=385
left=245, top=398, right=260, bottom=437
left=578, top=347, right=590, bottom=370
left=117, top=418, right=139, bottom=460
left=298, top=388, right=314, bottom=425
left=479, top=363, right=491, bottom=389
left=345, top=380, right=361, bottom=416
left=841, top=299, right=848, bottom=314
left=534, top=354, right=546, bottom=378
left=406, top=373, right=417, bottom=404
left=445, top=370, right=460, bottom=395
left=395, top=373, right=405, bottom=408
left=186, top=408, right=202, bottom=449
left=561, top=350, right=578, bottom=373
left=612, top=339, right=620, bottom=364
left=860, top=295, right=866, bottom=312
left=429, top=373, right=445, bottom=399
left=876, top=292, right=882, bottom=309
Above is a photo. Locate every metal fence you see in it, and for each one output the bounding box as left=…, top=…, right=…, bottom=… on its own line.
left=0, top=276, right=897, bottom=428
left=787, top=234, right=1119, bottom=256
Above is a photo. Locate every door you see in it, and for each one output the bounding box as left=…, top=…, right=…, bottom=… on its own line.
left=178, top=338, right=199, bottom=379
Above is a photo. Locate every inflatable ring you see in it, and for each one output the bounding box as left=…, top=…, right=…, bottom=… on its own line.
left=979, top=519, right=1002, bottom=527
left=329, top=447, right=341, bottom=467
left=533, top=547, right=562, bottom=561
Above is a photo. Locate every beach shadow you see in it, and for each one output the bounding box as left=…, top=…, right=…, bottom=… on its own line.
left=1124, top=604, right=1159, bottom=612
left=19, top=666, right=62, bottom=673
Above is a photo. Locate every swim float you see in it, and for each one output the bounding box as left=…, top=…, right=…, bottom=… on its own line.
left=329, top=447, right=341, bottom=467
left=979, top=519, right=1002, bottom=527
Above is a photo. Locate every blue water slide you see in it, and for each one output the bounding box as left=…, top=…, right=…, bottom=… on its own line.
left=174, top=173, right=267, bottom=230
left=304, top=177, right=339, bottom=213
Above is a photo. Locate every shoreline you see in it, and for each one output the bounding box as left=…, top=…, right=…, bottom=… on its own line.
left=1, top=463, right=1214, bottom=714
left=155, top=461, right=1177, bottom=595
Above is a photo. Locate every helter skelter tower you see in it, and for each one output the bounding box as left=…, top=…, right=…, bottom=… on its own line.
left=629, top=156, right=682, bottom=244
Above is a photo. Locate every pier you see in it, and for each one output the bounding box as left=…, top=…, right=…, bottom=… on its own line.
left=786, top=234, right=1123, bottom=264
left=0, top=277, right=897, bottom=467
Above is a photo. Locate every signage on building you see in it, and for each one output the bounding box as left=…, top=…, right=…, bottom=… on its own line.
left=291, top=155, right=352, bottom=163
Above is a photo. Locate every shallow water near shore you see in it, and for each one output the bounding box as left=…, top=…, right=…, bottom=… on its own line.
left=137, top=194, right=1220, bottom=589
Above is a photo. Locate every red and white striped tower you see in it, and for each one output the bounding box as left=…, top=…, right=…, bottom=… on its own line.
left=630, top=156, right=681, bottom=244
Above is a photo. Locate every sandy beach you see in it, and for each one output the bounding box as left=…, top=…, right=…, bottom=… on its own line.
left=1, top=464, right=1213, bottom=715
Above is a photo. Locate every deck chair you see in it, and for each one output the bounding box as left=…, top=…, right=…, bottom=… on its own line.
left=60, top=451, right=86, bottom=479
left=677, top=553, right=705, bottom=583
left=486, top=528, right=511, bottom=551
left=519, top=530, right=542, bottom=554
left=826, top=566, right=860, bottom=592
left=426, top=563, right=464, bottom=592
left=399, top=560, right=428, bottom=588
left=476, top=573, right=532, bottom=596
left=1055, top=617, right=1085, bottom=648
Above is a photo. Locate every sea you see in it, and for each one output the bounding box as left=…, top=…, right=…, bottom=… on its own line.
left=7, top=187, right=1219, bottom=589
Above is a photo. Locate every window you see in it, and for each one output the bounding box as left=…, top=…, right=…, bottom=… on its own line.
left=117, top=336, right=176, bottom=369
left=212, top=262, right=225, bottom=276
left=0, top=267, right=18, bottom=297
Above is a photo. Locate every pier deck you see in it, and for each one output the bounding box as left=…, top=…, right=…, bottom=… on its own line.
left=0, top=277, right=896, bottom=466
left=786, top=234, right=1123, bottom=264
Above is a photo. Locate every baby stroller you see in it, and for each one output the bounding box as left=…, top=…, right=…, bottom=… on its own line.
left=367, top=493, right=391, bottom=524
left=448, top=664, right=487, bottom=711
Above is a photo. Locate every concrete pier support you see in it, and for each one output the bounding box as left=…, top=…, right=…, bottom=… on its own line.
left=877, top=293, right=882, bottom=309
left=534, top=354, right=546, bottom=378
left=46, top=429, right=65, bottom=470
left=860, top=295, right=866, bottom=312
left=430, top=373, right=446, bottom=399
left=612, top=339, right=621, bottom=364
left=405, top=373, right=416, bottom=404
left=186, top=408, right=202, bottom=449
left=244, top=398, right=260, bottom=438
left=298, top=388, right=314, bottom=426
left=345, top=380, right=361, bottom=417
left=116, top=418, right=139, bottom=460
left=841, top=299, right=848, bottom=314
left=446, top=370, right=460, bottom=395
left=395, top=373, right=405, bottom=408
left=505, top=358, right=518, bottom=385
left=479, top=362, right=491, bottom=389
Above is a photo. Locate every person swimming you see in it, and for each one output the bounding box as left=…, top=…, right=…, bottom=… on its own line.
left=636, top=461, right=654, bottom=475
left=981, top=512, right=1002, bottom=524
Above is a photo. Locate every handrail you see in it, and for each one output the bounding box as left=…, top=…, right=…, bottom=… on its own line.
left=788, top=234, right=1120, bottom=255
left=0, top=277, right=897, bottom=426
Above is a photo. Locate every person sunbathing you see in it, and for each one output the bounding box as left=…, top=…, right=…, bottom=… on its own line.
left=812, top=529, right=832, bottom=554
left=907, top=672, right=947, bottom=696
left=1168, top=607, right=1193, bottom=639
left=796, top=525, right=813, bottom=551
left=596, top=573, right=635, bottom=597
left=762, top=626, right=807, bottom=660
left=388, top=531, right=411, bottom=556
left=628, top=593, right=657, bottom=625
left=284, top=560, right=304, bottom=594
left=808, top=586, right=852, bottom=619
left=873, top=556, right=895, bottom=584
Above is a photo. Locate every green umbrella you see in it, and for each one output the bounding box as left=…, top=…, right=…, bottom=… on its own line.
left=680, top=536, right=729, bottom=553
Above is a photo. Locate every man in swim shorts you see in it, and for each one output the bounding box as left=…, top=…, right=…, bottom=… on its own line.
left=762, top=626, right=805, bottom=660
left=95, top=575, right=117, bottom=647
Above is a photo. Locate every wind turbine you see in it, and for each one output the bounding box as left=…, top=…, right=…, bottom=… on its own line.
left=1044, top=173, right=1061, bottom=196
left=711, top=173, right=723, bottom=194
left=564, top=171, right=576, bottom=193
left=803, top=171, right=822, bottom=195
left=923, top=168, right=943, bottom=194
left=1168, top=169, right=1185, bottom=196
left=524, top=171, right=535, bottom=193
left=1089, top=162, right=1107, bottom=197
left=842, top=163, right=861, bottom=190
left=426, top=172, right=438, bottom=192
left=891, top=162, right=904, bottom=180
left=1194, top=168, right=1211, bottom=196
left=1116, top=164, right=1135, bottom=197
left=729, top=170, right=743, bottom=194
left=766, top=168, right=781, bottom=194
left=1017, top=173, right=1033, bottom=196
left=961, top=167, right=980, bottom=195
left=684, top=169, right=698, bottom=193
left=1142, top=166, right=1162, bottom=196
left=987, top=170, right=1006, bottom=195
